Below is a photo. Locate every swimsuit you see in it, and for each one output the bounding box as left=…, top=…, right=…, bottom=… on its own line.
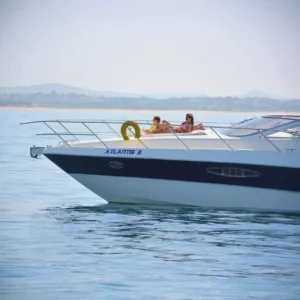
left=180, top=125, right=188, bottom=132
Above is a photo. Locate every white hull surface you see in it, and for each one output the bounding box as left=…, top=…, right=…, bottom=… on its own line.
left=70, top=174, right=300, bottom=212
left=42, top=146, right=300, bottom=211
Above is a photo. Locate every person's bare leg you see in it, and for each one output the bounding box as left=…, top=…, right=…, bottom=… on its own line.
left=195, top=123, right=205, bottom=130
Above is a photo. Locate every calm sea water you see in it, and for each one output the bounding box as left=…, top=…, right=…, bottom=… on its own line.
left=1, top=109, right=300, bottom=300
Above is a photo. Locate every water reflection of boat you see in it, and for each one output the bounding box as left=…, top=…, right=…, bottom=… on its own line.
left=22, top=115, right=300, bottom=212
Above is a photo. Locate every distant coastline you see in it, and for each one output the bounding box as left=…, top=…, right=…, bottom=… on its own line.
left=1, top=89, right=299, bottom=113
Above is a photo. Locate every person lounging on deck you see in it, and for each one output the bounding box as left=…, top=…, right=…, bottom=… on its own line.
left=182, top=113, right=206, bottom=131
left=143, top=116, right=169, bottom=134
left=163, top=113, right=205, bottom=133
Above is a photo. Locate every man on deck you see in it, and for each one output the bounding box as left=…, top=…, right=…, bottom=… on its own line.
left=143, top=116, right=163, bottom=134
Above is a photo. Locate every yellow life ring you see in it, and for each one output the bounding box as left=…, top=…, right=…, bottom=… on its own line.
left=120, top=120, right=142, bottom=141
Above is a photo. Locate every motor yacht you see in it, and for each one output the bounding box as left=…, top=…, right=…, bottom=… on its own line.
left=22, top=115, right=300, bottom=211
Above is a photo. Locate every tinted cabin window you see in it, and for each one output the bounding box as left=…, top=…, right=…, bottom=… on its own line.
left=207, top=167, right=260, bottom=178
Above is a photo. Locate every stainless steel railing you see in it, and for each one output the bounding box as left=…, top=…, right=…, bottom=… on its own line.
left=21, top=119, right=299, bottom=152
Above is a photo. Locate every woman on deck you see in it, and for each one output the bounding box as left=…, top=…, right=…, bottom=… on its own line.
left=163, top=113, right=205, bottom=133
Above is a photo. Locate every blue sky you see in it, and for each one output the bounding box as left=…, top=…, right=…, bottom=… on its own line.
left=0, top=0, right=299, bottom=97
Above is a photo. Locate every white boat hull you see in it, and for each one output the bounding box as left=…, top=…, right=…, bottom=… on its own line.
left=70, top=174, right=300, bottom=212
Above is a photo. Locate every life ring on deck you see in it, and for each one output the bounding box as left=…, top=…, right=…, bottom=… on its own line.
left=120, top=120, right=142, bottom=141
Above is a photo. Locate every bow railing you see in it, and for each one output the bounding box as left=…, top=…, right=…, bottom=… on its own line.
left=21, top=119, right=299, bottom=152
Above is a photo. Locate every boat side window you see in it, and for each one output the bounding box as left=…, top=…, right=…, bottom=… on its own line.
left=236, top=168, right=243, bottom=177
left=207, top=167, right=260, bottom=178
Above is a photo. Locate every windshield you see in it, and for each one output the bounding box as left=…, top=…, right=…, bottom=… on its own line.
left=222, top=117, right=294, bottom=137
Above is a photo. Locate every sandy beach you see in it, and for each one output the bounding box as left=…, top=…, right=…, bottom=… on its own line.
left=0, top=106, right=298, bottom=115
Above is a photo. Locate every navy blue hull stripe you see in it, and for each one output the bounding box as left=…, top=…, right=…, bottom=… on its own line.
left=44, top=154, right=300, bottom=193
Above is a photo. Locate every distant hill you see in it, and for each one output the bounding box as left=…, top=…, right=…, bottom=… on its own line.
left=0, top=83, right=93, bottom=95
left=0, top=83, right=140, bottom=98
left=145, top=93, right=208, bottom=99
left=240, top=90, right=290, bottom=100
left=1, top=83, right=299, bottom=112
left=0, top=83, right=208, bottom=98
left=0, top=92, right=299, bottom=112
left=0, top=83, right=290, bottom=100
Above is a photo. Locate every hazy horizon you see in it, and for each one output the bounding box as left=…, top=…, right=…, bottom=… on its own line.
left=0, top=82, right=298, bottom=99
left=0, top=0, right=299, bottom=98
